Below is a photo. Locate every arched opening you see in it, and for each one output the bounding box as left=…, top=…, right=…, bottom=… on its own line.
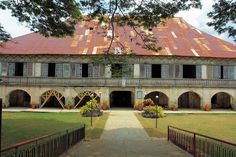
left=110, top=91, right=133, bottom=108
left=211, top=92, right=232, bottom=109
left=74, top=91, right=100, bottom=108
left=144, top=91, right=168, bottom=108
left=9, top=90, right=31, bottom=107
left=178, top=91, right=201, bottom=109
left=40, top=90, right=65, bottom=108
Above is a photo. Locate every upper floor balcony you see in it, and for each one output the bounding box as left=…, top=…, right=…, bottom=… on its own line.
left=1, top=76, right=236, bottom=88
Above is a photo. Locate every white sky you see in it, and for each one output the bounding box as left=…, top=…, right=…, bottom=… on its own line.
left=0, top=0, right=234, bottom=44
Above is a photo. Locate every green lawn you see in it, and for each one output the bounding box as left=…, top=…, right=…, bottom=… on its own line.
left=2, top=112, right=109, bottom=147
left=135, top=113, right=236, bottom=143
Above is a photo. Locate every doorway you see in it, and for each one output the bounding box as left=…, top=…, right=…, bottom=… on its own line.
left=110, top=91, right=132, bottom=107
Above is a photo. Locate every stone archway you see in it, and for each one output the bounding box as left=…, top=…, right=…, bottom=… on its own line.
left=178, top=91, right=201, bottom=109
left=74, top=91, right=100, bottom=108
left=40, top=90, right=65, bottom=108
left=144, top=91, right=169, bottom=108
left=211, top=92, right=233, bottom=109
left=9, top=89, right=31, bottom=107
left=110, top=91, right=132, bottom=108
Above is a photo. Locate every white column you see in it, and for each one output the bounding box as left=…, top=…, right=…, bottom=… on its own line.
left=201, top=65, right=207, bottom=79
left=34, top=63, right=41, bottom=77
left=133, top=64, right=140, bottom=78
left=105, top=65, right=111, bottom=78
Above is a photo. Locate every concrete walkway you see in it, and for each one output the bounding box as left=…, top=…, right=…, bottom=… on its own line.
left=62, top=110, right=191, bottom=157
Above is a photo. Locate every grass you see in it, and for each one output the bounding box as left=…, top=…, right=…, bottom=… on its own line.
left=135, top=113, right=236, bottom=143
left=2, top=112, right=109, bottom=147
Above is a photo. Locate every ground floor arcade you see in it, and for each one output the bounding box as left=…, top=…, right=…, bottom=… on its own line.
left=0, top=85, right=235, bottom=110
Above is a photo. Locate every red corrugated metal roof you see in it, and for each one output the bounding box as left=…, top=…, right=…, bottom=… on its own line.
left=0, top=17, right=235, bottom=58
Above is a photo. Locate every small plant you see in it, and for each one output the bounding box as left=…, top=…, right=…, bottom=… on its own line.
left=64, top=99, right=74, bottom=109
left=80, top=99, right=103, bottom=117
left=143, top=98, right=154, bottom=107
left=169, top=103, right=178, bottom=111
left=100, top=100, right=110, bottom=110
left=134, top=101, right=143, bottom=111
left=31, top=101, right=37, bottom=109
left=202, top=104, right=211, bottom=111
left=142, top=105, right=165, bottom=118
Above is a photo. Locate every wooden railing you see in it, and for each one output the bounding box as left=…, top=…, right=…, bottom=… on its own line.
left=1, top=125, right=85, bottom=157
left=1, top=76, right=236, bottom=88
left=168, top=126, right=236, bottom=157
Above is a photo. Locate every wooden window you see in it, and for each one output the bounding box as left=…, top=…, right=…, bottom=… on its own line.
left=41, top=63, right=48, bottom=77
left=63, top=64, right=71, bottom=77
left=196, top=65, right=202, bottom=79
left=55, top=63, right=63, bottom=77
left=1, top=63, right=8, bottom=76
left=8, top=63, right=15, bottom=76
left=122, top=64, right=134, bottom=78
left=175, top=64, right=183, bottom=78
left=0, top=63, right=2, bottom=76
left=161, top=64, right=169, bottom=79
left=223, top=66, right=234, bottom=80
left=75, top=64, right=82, bottom=77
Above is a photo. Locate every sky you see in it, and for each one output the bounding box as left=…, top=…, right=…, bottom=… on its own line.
left=0, top=0, right=234, bottom=44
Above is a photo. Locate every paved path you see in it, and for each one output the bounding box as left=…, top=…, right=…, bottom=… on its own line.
left=62, top=110, right=191, bottom=157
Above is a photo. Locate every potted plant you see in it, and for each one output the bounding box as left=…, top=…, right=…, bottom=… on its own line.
left=31, top=101, right=37, bottom=109
left=65, top=100, right=74, bottom=109
left=202, top=104, right=211, bottom=111
left=169, top=103, right=178, bottom=111
left=100, top=100, right=109, bottom=110
left=142, top=105, right=165, bottom=118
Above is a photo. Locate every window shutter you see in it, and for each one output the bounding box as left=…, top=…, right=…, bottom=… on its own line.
left=161, top=64, right=169, bottom=79
left=1, top=63, right=8, bottom=76
left=140, top=64, right=145, bottom=78
left=213, top=65, right=221, bottom=79
left=23, top=63, right=28, bottom=76
left=8, top=63, right=15, bottom=76
left=144, top=64, right=151, bottom=78
left=55, top=63, right=63, bottom=77
left=75, top=64, right=82, bottom=77
left=41, top=63, right=48, bottom=77
left=27, top=63, right=33, bottom=76
left=0, top=63, right=2, bottom=76
left=229, top=66, right=234, bottom=80
left=88, top=64, right=93, bottom=77
left=63, top=64, right=71, bottom=77
left=223, top=66, right=229, bottom=79
left=99, top=65, right=105, bottom=77
left=175, top=64, right=183, bottom=78
left=196, top=65, right=202, bottom=79
left=122, top=64, right=134, bottom=78
left=92, top=65, right=100, bottom=77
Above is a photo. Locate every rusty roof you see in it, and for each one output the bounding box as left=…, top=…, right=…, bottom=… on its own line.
left=0, top=17, right=235, bottom=58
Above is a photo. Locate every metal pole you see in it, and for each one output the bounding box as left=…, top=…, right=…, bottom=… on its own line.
left=155, top=104, right=157, bottom=128
left=90, top=108, right=93, bottom=127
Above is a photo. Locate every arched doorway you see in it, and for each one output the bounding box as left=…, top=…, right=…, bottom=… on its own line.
left=74, top=91, right=100, bottom=108
left=40, top=90, right=65, bottom=108
left=178, top=91, right=200, bottom=108
left=144, top=91, right=168, bottom=108
left=9, top=90, right=31, bottom=107
left=110, top=91, right=132, bottom=107
left=211, top=92, right=232, bottom=109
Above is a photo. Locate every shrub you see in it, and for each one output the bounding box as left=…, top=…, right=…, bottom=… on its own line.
left=143, top=98, right=154, bottom=107
left=202, top=104, right=211, bottom=111
left=80, top=99, right=102, bottom=117
left=142, top=105, right=165, bottom=118
left=134, top=101, right=143, bottom=111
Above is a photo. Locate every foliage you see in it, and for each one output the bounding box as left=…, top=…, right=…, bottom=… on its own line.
left=100, top=100, right=110, bottom=110
left=169, top=103, right=178, bottom=111
left=0, top=0, right=82, bottom=38
left=0, top=25, right=11, bottom=46
left=80, top=99, right=101, bottom=115
left=202, top=104, right=212, bottom=111
left=143, top=98, right=154, bottom=107
left=207, top=1, right=236, bottom=42
left=134, top=101, right=143, bottom=111
left=143, top=105, right=165, bottom=118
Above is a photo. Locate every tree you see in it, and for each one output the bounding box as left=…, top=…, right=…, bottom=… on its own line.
left=207, top=0, right=236, bottom=42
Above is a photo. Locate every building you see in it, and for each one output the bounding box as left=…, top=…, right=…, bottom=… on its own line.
left=0, top=17, right=236, bottom=109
